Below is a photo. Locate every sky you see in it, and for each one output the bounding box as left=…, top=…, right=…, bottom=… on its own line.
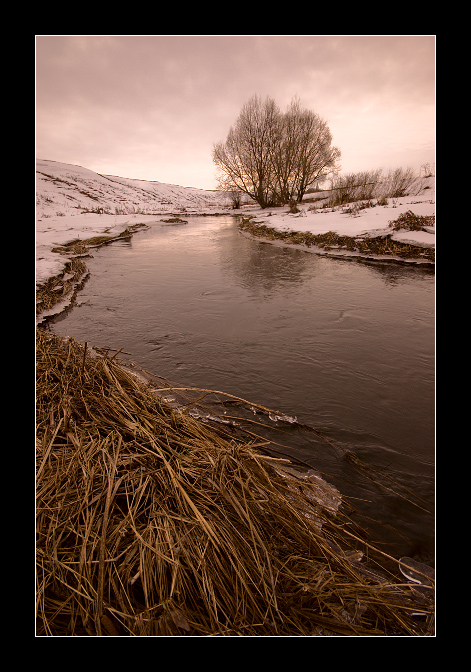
left=36, top=35, right=435, bottom=191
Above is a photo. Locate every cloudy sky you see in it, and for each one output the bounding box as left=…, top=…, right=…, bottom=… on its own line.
left=36, top=35, right=435, bottom=190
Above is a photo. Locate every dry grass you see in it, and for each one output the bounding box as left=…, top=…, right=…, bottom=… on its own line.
left=36, top=328, right=434, bottom=636
left=36, top=257, right=89, bottom=316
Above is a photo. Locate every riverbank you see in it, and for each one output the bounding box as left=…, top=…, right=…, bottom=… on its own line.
left=36, top=219, right=154, bottom=322
left=238, top=218, right=434, bottom=265
left=36, top=328, right=434, bottom=636
left=235, top=178, right=435, bottom=265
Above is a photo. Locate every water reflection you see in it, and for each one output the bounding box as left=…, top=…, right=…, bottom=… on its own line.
left=219, top=231, right=315, bottom=297
left=355, top=258, right=435, bottom=287
left=227, top=220, right=434, bottom=290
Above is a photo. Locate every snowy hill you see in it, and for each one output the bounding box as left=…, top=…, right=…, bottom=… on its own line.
left=36, top=159, right=230, bottom=218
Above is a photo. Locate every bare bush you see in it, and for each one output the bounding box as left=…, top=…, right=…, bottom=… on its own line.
left=327, top=167, right=418, bottom=207
left=384, top=167, right=417, bottom=198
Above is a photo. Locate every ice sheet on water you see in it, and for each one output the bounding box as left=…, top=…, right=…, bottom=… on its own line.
left=268, top=412, right=298, bottom=424
left=189, top=407, right=237, bottom=426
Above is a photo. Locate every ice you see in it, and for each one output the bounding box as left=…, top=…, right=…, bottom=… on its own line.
left=268, top=412, right=298, bottom=424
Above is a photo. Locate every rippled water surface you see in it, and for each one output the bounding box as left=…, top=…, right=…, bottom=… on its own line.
left=50, top=215, right=435, bottom=563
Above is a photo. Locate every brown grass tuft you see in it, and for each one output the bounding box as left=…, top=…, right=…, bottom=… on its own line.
left=36, top=329, right=434, bottom=636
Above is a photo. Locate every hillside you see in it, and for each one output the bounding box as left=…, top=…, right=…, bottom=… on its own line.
left=36, top=159, right=229, bottom=218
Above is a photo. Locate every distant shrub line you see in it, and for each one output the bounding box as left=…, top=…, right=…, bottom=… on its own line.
left=323, top=167, right=422, bottom=208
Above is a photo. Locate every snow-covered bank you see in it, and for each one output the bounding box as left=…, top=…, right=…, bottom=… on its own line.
left=36, top=159, right=229, bottom=219
left=236, top=176, right=435, bottom=260
left=36, top=212, right=161, bottom=286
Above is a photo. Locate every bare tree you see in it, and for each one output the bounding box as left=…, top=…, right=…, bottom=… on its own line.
left=213, top=95, right=281, bottom=208
left=287, top=100, right=341, bottom=202
left=269, top=98, right=301, bottom=204
left=213, top=95, right=341, bottom=208
left=228, top=190, right=242, bottom=209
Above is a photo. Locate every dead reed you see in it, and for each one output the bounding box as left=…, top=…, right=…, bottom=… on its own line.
left=36, top=257, right=89, bottom=316
left=36, top=328, right=434, bottom=636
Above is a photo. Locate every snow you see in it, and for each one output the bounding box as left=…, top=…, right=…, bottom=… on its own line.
left=390, top=228, right=434, bottom=247
left=36, top=160, right=435, bottom=293
left=240, top=177, right=435, bottom=250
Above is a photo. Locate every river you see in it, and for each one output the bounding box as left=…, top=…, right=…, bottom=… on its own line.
left=49, top=215, right=435, bottom=565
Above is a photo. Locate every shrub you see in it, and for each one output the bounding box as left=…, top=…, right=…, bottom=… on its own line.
left=385, top=167, right=417, bottom=198
left=328, top=167, right=418, bottom=207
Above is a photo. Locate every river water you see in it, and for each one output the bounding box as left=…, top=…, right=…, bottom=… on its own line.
left=49, top=215, right=435, bottom=565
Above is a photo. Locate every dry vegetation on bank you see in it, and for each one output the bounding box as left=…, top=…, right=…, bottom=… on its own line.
left=238, top=214, right=435, bottom=263
left=36, top=329, right=434, bottom=636
left=36, top=223, right=147, bottom=318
